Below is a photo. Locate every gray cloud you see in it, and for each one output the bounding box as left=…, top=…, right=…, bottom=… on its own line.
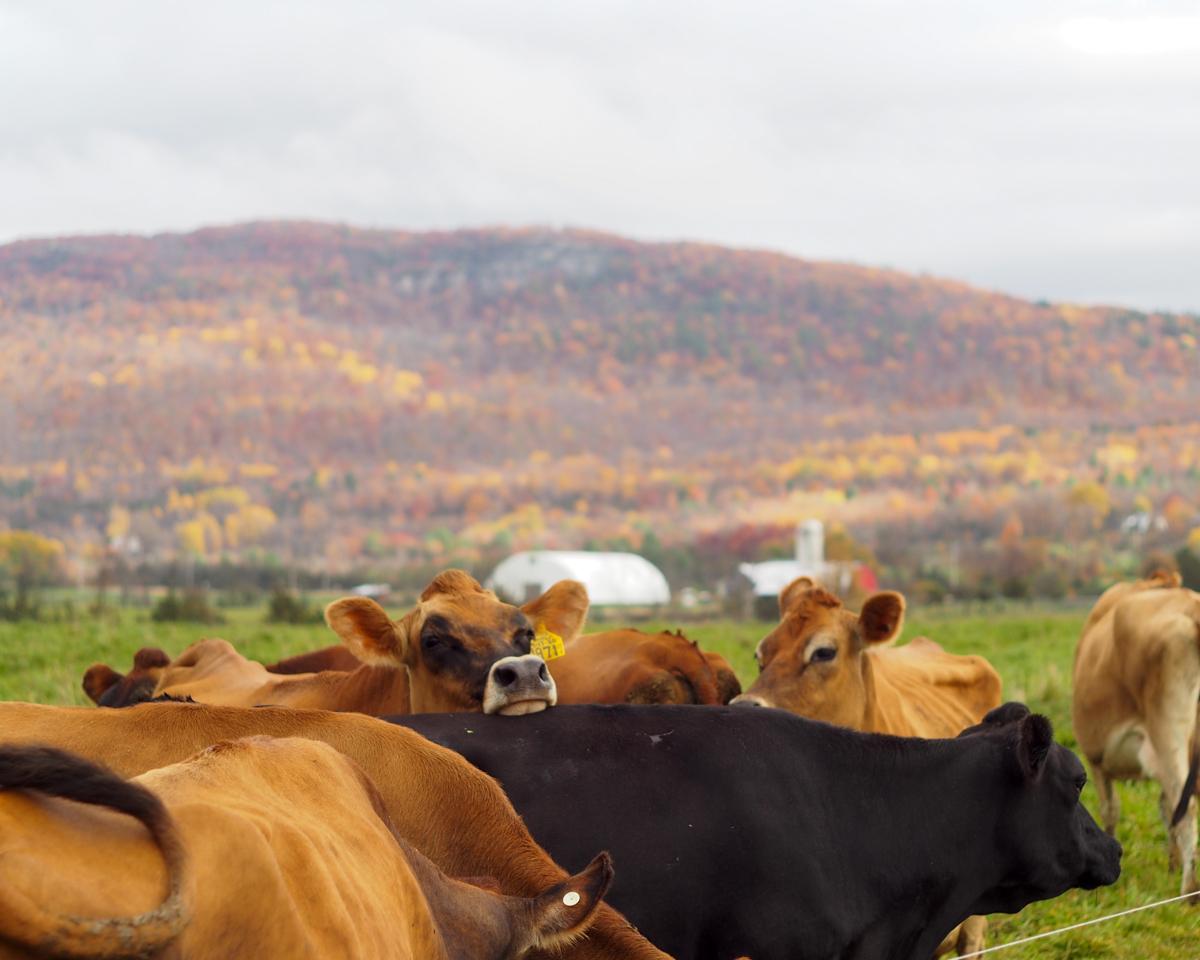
left=1, top=0, right=1197, bottom=311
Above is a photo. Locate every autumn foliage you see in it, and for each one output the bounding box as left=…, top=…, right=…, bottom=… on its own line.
left=1, top=222, right=1198, bottom=594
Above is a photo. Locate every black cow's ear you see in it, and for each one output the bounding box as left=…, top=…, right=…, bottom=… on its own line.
left=984, top=702, right=1031, bottom=726
left=1016, top=714, right=1054, bottom=781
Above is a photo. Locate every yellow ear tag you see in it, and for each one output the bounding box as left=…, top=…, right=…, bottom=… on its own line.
left=531, top=625, right=565, bottom=661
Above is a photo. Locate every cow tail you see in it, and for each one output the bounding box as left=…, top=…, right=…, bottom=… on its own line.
left=1171, top=615, right=1200, bottom=828
left=1172, top=737, right=1199, bottom=828
left=0, top=745, right=188, bottom=958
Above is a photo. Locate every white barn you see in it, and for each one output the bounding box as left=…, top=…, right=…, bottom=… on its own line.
left=488, top=551, right=671, bottom=607
left=737, top=520, right=835, bottom=599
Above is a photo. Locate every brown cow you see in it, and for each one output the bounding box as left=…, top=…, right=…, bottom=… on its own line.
left=83, top=570, right=588, bottom=716
left=732, top=577, right=1002, bottom=956
left=0, top=701, right=670, bottom=960
left=550, top=629, right=741, bottom=705
left=0, top=738, right=612, bottom=960
left=1072, top=574, right=1200, bottom=900
left=263, top=627, right=743, bottom=705
left=266, top=644, right=361, bottom=674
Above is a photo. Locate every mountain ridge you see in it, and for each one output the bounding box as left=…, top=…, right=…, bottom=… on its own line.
left=2, top=220, right=1197, bottom=582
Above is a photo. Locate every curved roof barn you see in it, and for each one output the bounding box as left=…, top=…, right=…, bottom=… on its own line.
left=489, top=551, right=670, bottom=607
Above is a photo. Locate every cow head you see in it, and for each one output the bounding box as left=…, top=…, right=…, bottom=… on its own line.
left=731, top=577, right=904, bottom=729
left=435, top=853, right=614, bottom=959
left=959, top=702, right=1122, bottom=913
left=82, top=648, right=171, bottom=707
left=325, top=570, right=588, bottom=715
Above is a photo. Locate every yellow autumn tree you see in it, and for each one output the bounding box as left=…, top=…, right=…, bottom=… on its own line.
left=1067, top=481, right=1110, bottom=530
left=224, top=504, right=277, bottom=549
left=106, top=505, right=132, bottom=542
left=0, top=531, right=65, bottom=615
left=176, top=513, right=222, bottom=558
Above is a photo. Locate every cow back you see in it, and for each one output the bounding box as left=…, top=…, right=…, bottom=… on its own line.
left=866, top=638, right=1002, bottom=737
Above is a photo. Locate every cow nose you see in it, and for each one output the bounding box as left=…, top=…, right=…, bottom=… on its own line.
left=484, top=655, right=558, bottom=716
left=730, top=694, right=770, bottom=708
left=493, top=659, right=550, bottom=689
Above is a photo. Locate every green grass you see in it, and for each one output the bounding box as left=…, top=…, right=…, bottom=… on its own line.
left=1, top=603, right=1196, bottom=956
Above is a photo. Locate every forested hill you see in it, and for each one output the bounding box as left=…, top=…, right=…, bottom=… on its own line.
left=2, top=221, right=1197, bottom=577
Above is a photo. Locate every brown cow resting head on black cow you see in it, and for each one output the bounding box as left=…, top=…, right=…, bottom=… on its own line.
left=325, top=570, right=589, bottom=715
left=83, top=571, right=589, bottom=717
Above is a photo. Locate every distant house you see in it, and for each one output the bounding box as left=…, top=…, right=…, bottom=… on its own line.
left=350, top=582, right=392, bottom=599
left=488, top=551, right=671, bottom=608
left=732, top=520, right=863, bottom=619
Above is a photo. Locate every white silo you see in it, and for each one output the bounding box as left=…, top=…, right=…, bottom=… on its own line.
left=795, top=519, right=825, bottom=569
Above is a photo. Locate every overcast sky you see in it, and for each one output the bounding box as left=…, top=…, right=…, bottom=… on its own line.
left=2, top=0, right=1198, bottom=312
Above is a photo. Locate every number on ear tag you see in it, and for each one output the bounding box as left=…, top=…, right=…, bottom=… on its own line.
left=531, top=625, right=566, bottom=661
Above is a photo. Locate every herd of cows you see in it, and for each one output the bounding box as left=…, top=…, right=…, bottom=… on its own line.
left=0, top=567, right=1196, bottom=959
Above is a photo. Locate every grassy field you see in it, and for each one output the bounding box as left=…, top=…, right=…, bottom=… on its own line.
left=0, top=601, right=1195, bottom=956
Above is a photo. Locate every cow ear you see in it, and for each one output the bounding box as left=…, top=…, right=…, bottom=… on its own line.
left=521, top=853, right=613, bottom=951
left=779, top=577, right=816, bottom=616
left=325, top=598, right=406, bottom=665
left=1015, top=714, right=1054, bottom=781
left=984, top=702, right=1031, bottom=727
left=858, top=592, right=905, bottom=645
left=82, top=664, right=122, bottom=704
left=522, top=580, right=589, bottom=643
left=421, top=569, right=486, bottom=601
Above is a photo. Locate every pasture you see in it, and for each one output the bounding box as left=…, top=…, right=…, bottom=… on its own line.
left=0, top=603, right=1195, bottom=957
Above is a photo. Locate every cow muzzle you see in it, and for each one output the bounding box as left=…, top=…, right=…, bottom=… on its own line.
left=483, top=655, right=558, bottom=716
left=730, top=693, right=771, bottom=708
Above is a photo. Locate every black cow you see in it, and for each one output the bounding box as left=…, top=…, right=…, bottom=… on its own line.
left=394, top=702, right=1121, bottom=960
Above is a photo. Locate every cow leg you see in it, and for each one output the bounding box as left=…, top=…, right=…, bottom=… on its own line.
left=1177, top=796, right=1198, bottom=899
left=956, top=915, right=987, bottom=956
left=1089, top=761, right=1120, bottom=836
left=1145, top=718, right=1198, bottom=897
left=1159, top=788, right=1184, bottom=871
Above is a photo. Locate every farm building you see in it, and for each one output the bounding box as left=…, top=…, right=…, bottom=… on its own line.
left=732, top=519, right=872, bottom=618
left=488, top=551, right=671, bottom=607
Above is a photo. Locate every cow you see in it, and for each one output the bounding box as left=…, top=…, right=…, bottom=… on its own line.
left=1072, top=573, right=1200, bottom=900
left=1079, top=568, right=1181, bottom=634
left=256, top=628, right=741, bottom=705
left=549, top=628, right=741, bottom=704
left=82, top=569, right=587, bottom=715
left=0, top=738, right=612, bottom=960
left=395, top=702, right=1122, bottom=960
left=731, top=578, right=1002, bottom=735
left=265, top=643, right=361, bottom=674
left=0, top=701, right=671, bottom=960
left=729, top=578, right=1002, bottom=955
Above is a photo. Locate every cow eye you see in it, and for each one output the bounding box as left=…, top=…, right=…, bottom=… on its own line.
left=421, top=633, right=445, bottom=650
left=810, top=646, right=837, bottom=664
left=515, top=627, right=535, bottom=650
left=1074, top=775, right=1086, bottom=796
